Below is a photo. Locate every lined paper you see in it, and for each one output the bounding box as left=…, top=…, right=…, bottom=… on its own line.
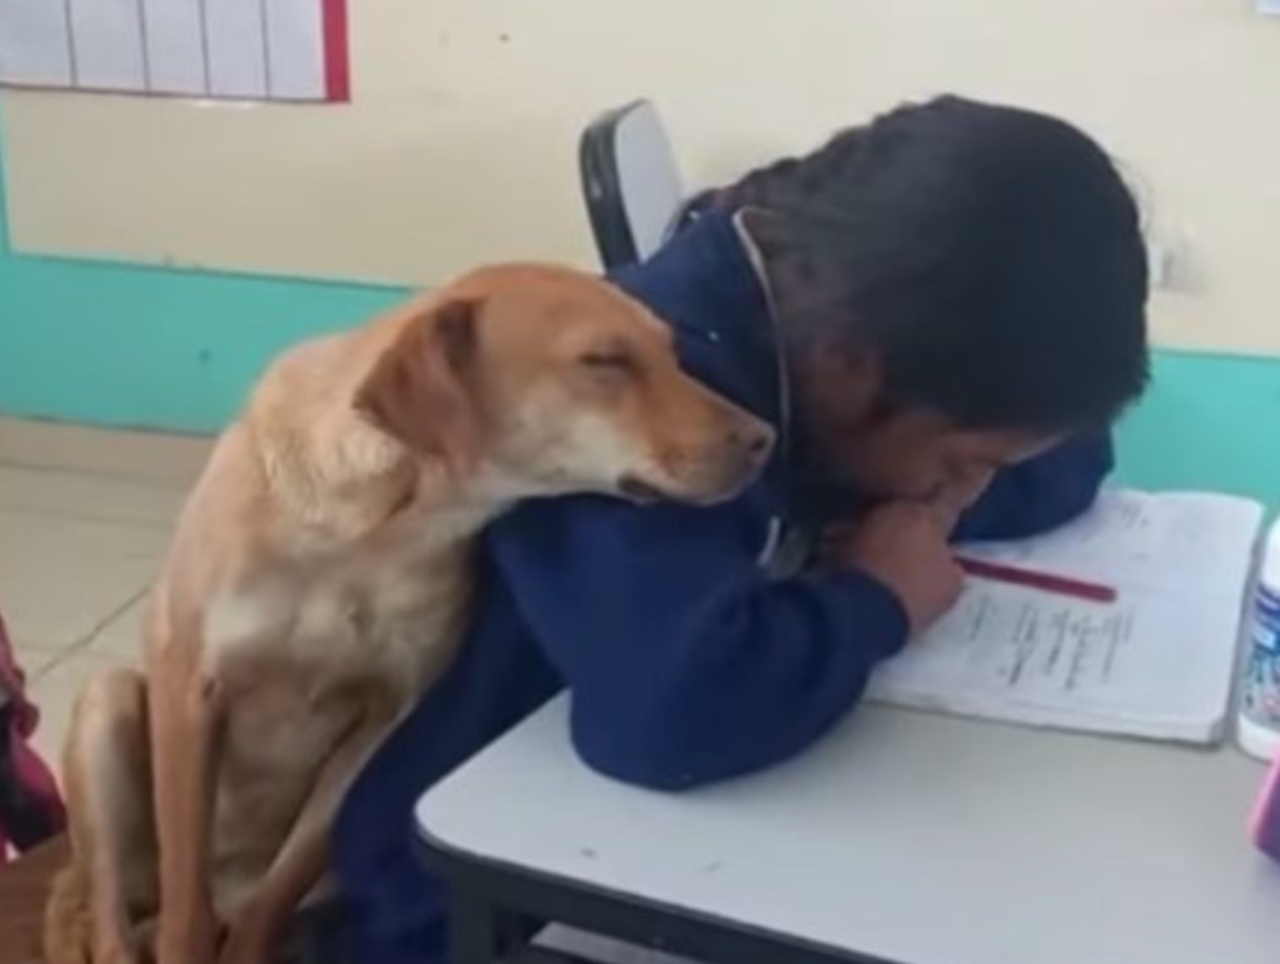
left=869, top=491, right=1264, bottom=744
left=0, top=0, right=348, bottom=101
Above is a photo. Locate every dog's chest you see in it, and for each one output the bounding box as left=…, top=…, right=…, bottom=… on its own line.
left=204, top=528, right=474, bottom=703
left=297, top=539, right=469, bottom=682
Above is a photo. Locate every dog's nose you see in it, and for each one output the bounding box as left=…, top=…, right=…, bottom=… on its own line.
left=734, top=423, right=776, bottom=463
left=747, top=429, right=773, bottom=456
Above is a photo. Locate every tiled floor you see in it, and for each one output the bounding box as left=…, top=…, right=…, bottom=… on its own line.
left=0, top=417, right=211, bottom=772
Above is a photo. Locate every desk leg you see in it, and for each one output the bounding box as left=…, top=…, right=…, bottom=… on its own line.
left=449, top=884, right=499, bottom=964
left=449, top=885, right=541, bottom=964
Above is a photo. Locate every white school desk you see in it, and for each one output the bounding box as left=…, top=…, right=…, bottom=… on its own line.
left=415, top=696, right=1280, bottom=964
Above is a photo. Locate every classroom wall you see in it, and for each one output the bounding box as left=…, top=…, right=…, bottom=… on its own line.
left=3, top=1, right=1280, bottom=502
left=4, top=0, right=1280, bottom=355
left=2, top=126, right=1280, bottom=501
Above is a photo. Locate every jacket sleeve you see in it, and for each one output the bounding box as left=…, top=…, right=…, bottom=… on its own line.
left=488, top=496, right=909, bottom=790
left=953, top=432, right=1115, bottom=543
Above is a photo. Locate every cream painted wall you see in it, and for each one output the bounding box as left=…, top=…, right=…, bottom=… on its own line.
left=2, top=0, right=1279, bottom=353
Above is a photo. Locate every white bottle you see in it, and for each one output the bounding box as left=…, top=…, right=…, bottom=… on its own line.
left=1239, top=515, right=1280, bottom=761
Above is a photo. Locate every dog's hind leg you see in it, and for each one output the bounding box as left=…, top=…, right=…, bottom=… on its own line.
left=46, top=667, right=158, bottom=964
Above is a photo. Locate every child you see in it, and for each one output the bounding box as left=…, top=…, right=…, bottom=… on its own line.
left=333, top=96, right=1149, bottom=963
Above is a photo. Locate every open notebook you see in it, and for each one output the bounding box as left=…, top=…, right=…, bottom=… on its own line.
left=867, top=490, right=1264, bottom=744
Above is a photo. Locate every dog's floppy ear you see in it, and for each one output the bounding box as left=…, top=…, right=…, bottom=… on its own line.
left=354, top=297, right=483, bottom=473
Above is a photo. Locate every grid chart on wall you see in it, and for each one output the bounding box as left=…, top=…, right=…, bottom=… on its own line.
left=0, top=0, right=349, bottom=102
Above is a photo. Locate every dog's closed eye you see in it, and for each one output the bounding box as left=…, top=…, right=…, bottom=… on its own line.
left=578, top=349, right=636, bottom=373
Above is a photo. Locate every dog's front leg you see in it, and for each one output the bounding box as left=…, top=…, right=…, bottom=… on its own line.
left=216, top=702, right=398, bottom=964
left=149, top=639, right=224, bottom=964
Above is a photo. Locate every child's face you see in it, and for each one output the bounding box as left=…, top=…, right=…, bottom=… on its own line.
left=797, top=348, right=1056, bottom=512
left=822, top=410, right=1054, bottom=511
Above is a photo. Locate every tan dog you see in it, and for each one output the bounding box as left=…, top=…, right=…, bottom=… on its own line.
left=43, top=263, right=773, bottom=964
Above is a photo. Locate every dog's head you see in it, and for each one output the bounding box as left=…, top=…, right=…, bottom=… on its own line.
left=353, top=264, right=774, bottom=506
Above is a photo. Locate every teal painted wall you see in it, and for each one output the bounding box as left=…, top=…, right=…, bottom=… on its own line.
left=0, top=132, right=405, bottom=432
left=1, top=127, right=1278, bottom=503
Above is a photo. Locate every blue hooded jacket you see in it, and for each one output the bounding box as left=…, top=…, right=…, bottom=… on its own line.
left=332, top=209, right=1113, bottom=963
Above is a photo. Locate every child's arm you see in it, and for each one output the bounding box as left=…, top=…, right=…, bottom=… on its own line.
left=952, top=432, right=1113, bottom=542
left=489, top=496, right=921, bottom=791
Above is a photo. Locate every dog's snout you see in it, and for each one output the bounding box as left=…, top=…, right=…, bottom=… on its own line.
left=742, top=425, right=774, bottom=458
left=633, top=390, right=776, bottom=506
left=731, top=420, right=776, bottom=464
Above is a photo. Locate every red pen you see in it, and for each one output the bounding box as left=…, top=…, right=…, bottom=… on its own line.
left=955, top=555, right=1118, bottom=604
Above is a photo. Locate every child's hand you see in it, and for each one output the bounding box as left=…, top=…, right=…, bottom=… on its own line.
left=822, top=502, right=964, bottom=635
